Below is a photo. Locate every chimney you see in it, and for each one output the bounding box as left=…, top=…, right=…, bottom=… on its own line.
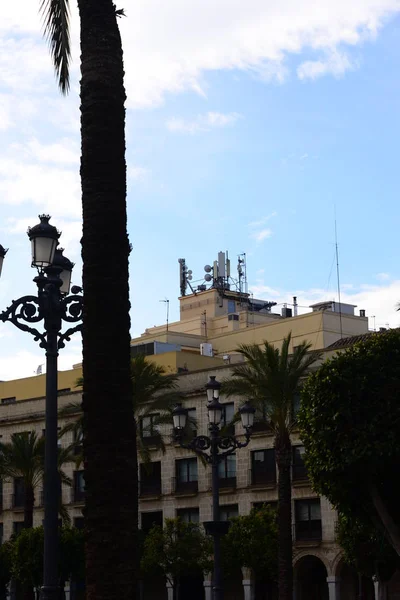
left=293, top=296, right=298, bottom=316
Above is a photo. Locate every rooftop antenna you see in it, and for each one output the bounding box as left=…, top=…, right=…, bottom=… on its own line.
left=160, top=298, right=169, bottom=332
left=334, top=207, right=343, bottom=338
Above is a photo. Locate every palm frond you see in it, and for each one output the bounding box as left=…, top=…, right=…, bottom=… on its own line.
left=40, top=0, right=71, bottom=94
left=222, top=333, right=320, bottom=435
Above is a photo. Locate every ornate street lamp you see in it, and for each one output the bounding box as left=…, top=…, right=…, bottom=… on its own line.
left=173, top=376, right=255, bottom=600
left=0, top=215, right=83, bottom=600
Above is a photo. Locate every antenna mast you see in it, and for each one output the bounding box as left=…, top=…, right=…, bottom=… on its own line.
left=334, top=208, right=343, bottom=338
left=160, top=298, right=169, bottom=332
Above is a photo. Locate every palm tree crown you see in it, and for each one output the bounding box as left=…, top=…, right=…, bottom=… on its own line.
left=223, top=332, right=320, bottom=431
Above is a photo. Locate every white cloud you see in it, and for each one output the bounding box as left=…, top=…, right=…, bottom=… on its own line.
left=11, top=138, right=79, bottom=165
left=0, top=0, right=398, bottom=109
left=248, top=212, right=277, bottom=228
left=297, top=50, right=357, bottom=80
left=251, top=228, right=273, bottom=243
left=166, top=112, right=241, bottom=134
left=0, top=156, right=81, bottom=218
left=0, top=348, right=82, bottom=381
left=377, top=272, right=390, bottom=281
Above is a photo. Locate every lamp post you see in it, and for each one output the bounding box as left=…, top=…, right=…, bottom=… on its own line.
left=0, top=215, right=83, bottom=600
left=173, top=376, right=255, bottom=600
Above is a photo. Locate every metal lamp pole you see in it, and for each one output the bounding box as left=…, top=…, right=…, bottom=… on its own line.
left=173, top=376, right=255, bottom=600
left=0, top=216, right=83, bottom=600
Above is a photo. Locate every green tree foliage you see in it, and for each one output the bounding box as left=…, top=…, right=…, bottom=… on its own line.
left=141, top=518, right=213, bottom=598
left=299, top=329, right=400, bottom=556
left=336, top=512, right=399, bottom=581
left=222, top=506, right=278, bottom=581
left=223, top=333, right=321, bottom=600
left=0, top=542, right=13, bottom=600
left=12, top=527, right=44, bottom=593
left=11, top=526, right=85, bottom=594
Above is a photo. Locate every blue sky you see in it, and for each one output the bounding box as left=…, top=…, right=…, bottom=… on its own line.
left=1, top=0, right=400, bottom=379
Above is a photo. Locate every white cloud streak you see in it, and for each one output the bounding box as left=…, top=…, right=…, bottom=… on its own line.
left=166, top=112, right=241, bottom=134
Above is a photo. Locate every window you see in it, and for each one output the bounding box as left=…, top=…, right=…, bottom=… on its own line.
left=13, top=521, right=24, bottom=536
left=228, top=314, right=239, bottom=321
left=251, top=449, right=276, bottom=485
left=220, top=505, right=238, bottom=521
left=292, top=446, right=308, bottom=481
left=252, top=407, right=270, bottom=433
left=141, top=511, right=163, bottom=535
left=175, top=458, right=198, bottom=494
left=74, top=517, right=85, bottom=530
left=187, top=408, right=197, bottom=436
left=218, top=455, right=236, bottom=488
left=295, top=499, right=322, bottom=541
left=140, top=414, right=161, bottom=444
left=177, top=507, right=200, bottom=523
left=1, top=397, right=16, bottom=405
left=140, top=461, right=162, bottom=497
left=292, top=392, right=301, bottom=418
left=73, top=471, right=85, bottom=503
left=227, top=300, right=236, bottom=314
left=221, top=403, right=235, bottom=435
left=13, top=477, right=25, bottom=509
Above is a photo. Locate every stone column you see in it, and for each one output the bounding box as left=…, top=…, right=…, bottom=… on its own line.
left=203, top=572, right=213, bottom=600
left=166, top=579, right=174, bottom=600
left=326, top=576, right=340, bottom=600
left=242, top=567, right=255, bottom=600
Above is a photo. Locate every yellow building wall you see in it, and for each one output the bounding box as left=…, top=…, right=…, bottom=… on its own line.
left=0, top=367, right=83, bottom=402
left=0, top=351, right=224, bottom=401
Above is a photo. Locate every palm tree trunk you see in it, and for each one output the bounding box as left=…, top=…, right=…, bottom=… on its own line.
left=23, top=484, right=34, bottom=529
left=77, top=0, right=138, bottom=599
left=275, top=430, right=293, bottom=600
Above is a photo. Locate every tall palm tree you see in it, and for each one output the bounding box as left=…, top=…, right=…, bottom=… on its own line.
left=0, top=432, right=75, bottom=530
left=0, top=432, right=44, bottom=529
left=41, top=0, right=137, bottom=597
left=223, top=333, right=321, bottom=600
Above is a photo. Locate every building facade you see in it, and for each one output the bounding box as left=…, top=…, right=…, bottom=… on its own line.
left=1, top=291, right=399, bottom=599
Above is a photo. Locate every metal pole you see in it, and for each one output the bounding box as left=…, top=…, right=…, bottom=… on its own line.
left=211, top=426, right=223, bottom=600
left=41, top=321, right=60, bottom=600
left=358, top=572, right=364, bottom=600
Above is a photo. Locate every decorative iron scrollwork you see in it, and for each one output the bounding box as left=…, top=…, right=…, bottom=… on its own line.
left=61, top=295, right=83, bottom=323
left=0, top=296, right=46, bottom=347
left=0, top=291, right=83, bottom=351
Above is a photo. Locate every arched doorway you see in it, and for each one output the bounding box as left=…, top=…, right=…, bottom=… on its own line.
left=295, top=555, right=329, bottom=600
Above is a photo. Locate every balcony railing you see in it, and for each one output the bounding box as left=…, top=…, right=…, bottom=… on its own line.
left=251, top=421, right=271, bottom=434
left=250, top=468, right=277, bottom=487
left=71, top=488, right=85, bottom=504
left=139, top=480, right=162, bottom=497
left=293, top=520, right=322, bottom=542
left=141, top=433, right=163, bottom=447
left=292, top=464, right=308, bottom=482
left=219, top=476, right=237, bottom=490
left=172, top=477, right=198, bottom=495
